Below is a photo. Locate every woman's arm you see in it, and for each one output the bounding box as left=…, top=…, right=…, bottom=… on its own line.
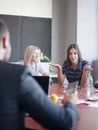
left=50, top=63, right=65, bottom=85
left=81, top=70, right=87, bottom=86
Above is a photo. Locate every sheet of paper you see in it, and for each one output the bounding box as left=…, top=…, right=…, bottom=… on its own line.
left=58, top=96, right=64, bottom=100
left=88, top=102, right=98, bottom=107
left=76, top=99, right=98, bottom=108
left=76, top=99, right=92, bottom=105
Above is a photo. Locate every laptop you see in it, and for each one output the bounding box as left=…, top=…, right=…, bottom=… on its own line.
left=32, top=76, right=50, bottom=95
left=26, top=76, right=50, bottom=117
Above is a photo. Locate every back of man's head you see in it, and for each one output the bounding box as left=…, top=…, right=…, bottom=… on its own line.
left=0, top=19, right=11, bottom=61
left=0, top=19, right=9, bottom=39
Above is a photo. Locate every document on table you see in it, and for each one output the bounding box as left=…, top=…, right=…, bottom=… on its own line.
left=76, top=99, right=92, bottom=105
left=76, top=99, right=98, bottom=108
left=88, top=102, right=98, bottom=107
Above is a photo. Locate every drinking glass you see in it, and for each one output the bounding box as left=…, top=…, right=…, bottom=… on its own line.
left=63, top=78, right=69, bottom=94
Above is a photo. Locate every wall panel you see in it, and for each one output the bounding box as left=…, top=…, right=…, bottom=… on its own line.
left=0, top=14, right=51, bottom=62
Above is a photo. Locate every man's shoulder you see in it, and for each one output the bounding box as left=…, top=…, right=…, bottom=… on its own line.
left=0, top=61, right=25, bottom=70
left=0, top=61, right=31, bottom=78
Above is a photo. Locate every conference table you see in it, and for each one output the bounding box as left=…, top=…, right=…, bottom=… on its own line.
left=25, top=83, right=98, bottom=130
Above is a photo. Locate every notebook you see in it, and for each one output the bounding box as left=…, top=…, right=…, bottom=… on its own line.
left=32, top=76, right=50, bottom=95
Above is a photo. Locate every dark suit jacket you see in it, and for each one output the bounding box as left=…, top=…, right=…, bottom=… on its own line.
left=0, top=61, right=79, bottom=130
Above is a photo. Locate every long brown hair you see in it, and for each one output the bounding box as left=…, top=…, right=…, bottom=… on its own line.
left=65, top=44, right=83, bottom=65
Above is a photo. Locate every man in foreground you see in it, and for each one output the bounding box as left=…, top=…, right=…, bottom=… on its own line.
left=0, top=19, right=79, bottom=130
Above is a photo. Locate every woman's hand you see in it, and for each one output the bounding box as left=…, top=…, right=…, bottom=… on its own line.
left=49, top=63, right=65, bottom=85
left=49, top=63, right=61, bottom=69
left=83, top=65, right=93, bottom=72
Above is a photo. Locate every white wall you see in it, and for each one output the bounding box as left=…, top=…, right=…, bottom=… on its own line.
left=52, top=0, right=67, bottom=64
left=52, top=0, right=77, bottom=64
left=77, top=0, right=98, bottom=62
left=52, top=0, right=98, bottom=65
left=0, top=0, right=52, bottom=18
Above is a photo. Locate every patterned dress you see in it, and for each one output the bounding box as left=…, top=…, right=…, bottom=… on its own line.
left=62, top=60, right=89, bottom=84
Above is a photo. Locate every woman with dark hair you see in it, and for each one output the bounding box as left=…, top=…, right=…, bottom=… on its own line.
left=50, top=43, right=92, bottom=86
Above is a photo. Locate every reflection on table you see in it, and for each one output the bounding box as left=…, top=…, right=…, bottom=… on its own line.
left=25, top=83, right=98, bottom=130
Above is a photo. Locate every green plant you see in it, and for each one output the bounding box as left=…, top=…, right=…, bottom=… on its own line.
left=40, top=52, right=51, bottom=62
left=40, top=52, right=52, bottom=74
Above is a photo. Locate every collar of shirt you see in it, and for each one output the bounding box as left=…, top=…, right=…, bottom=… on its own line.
left=69, top=62, right=82, bottom=71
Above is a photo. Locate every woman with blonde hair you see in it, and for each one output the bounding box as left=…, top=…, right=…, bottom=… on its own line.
left=23, top=45, right=48, bottom=76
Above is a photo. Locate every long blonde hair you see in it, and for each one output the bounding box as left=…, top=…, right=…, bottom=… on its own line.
left=24, top=45, right=40, bottom=64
